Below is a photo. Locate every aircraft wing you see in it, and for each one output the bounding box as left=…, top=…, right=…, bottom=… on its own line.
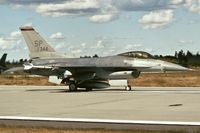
left=25, top=63, right=152, bottom=79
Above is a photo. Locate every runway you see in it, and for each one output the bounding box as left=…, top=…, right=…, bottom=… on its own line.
left=1, top=85, right=200, bottom=122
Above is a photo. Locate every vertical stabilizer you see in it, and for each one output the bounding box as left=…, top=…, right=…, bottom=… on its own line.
left=20, top=27, right=65, bottom=59
left=0, top=53, right=7, bottom=67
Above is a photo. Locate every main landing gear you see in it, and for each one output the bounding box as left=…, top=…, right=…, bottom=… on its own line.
left=65, top=79, right=132, bottom=92
left=68, top=83, right=93, bottom=92
left=67, top=81, right=93, bottom=92
left=69, top=82, right=78, bottom=92
left=62, top=78, right=78, bottom=92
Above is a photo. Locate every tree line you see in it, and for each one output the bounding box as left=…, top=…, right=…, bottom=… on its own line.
left=155, top=50, right=200, bottom=67
left=176, top=50, right=200, bottom=67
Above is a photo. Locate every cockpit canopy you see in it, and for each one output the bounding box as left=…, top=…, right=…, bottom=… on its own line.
left=118, top=51, right=154, bottom=59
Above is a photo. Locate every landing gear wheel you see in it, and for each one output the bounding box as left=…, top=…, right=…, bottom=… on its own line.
left=86, top=88, right=93, bottom=91
left=126, top=85, right=132, bottom=91
left=69, top=83, right=77, bottom=92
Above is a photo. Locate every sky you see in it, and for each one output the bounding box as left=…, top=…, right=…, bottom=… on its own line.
left=0, top=0, right=200, bottom=60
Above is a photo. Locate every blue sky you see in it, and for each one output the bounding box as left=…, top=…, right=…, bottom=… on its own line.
left=0, top=0, right=200, bottom=60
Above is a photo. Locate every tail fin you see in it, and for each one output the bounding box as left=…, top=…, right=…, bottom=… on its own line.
left=20, top=27, right=65, bottom=59
left=0, top=53, right=7, bottom=67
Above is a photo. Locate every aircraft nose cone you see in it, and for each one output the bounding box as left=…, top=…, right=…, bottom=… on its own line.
left=163, top=62, right=188, bottom=71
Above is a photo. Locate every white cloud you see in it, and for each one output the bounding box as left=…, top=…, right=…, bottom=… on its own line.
left=139, top=10, right=174, bottom=29
left=184, top=0, right=200, bottom=14
left=112, top=0, right=185, bottom=11
left=89, top=13, right=118, bottom=23
left=0, top=37, right=19, bottom=50
left=190, top=6, right=200, bottom=14
left=72, top=49, right=82, bottom=54
left=54, top=43, right=66, bottom=50
left=96, top=40, right=104, bottom=48
left=12, top=4, right=24, bottom=9
left=170, top=0, right=185, bottom=5
left=96, top=40, right=105, bottom=48
left=49, top=32, right=65, bottom=40
left=0, top=30, right=23, bottom=50
left=2, top=0, right=186, bottom=11
left=36, top=0, right=100, bottom=17
left=0, top=0, right=64, bottom=5
left=10, top=31, right=21, bottom=38
left=2, top=0, right=199, bottom=26
left=178, top=39, right=194, bottom=44
left=81, top=43, right=86, bottom=47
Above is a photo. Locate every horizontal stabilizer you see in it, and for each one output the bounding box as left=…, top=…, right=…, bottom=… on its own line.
left=3, top=67, right=24, bottom=74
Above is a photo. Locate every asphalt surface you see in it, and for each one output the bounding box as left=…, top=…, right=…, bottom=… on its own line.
left=1, top=86, right=200, bottom=122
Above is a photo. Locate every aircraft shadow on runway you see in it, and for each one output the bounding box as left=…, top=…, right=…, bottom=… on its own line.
left=26, top=89, right=97, bottom=93
left=26, top=88, right=200, bottom=93
left=26, top=89, right=66, bottom=93
left=26, top=88, right=133, bottom=93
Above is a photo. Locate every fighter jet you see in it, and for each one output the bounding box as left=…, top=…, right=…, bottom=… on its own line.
left=17, top=26, right=188, bottom=91
left=0, top=53, right=7, bottom=73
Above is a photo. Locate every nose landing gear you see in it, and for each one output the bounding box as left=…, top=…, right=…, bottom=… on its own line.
left=125, top=85, right=132, bottom=91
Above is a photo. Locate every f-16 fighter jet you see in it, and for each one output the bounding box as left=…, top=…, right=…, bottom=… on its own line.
left=17, top=27, right=188, bottom=91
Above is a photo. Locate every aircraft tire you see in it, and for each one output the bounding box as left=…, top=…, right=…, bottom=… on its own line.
left=126, top=85, right=132, bottom=91
left=69, top=83, right=77, bottom=92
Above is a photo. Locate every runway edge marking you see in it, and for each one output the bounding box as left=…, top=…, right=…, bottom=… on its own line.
left=0, top=116, right=200, bottom=125
left=0, top=116, right=200, bottom=131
